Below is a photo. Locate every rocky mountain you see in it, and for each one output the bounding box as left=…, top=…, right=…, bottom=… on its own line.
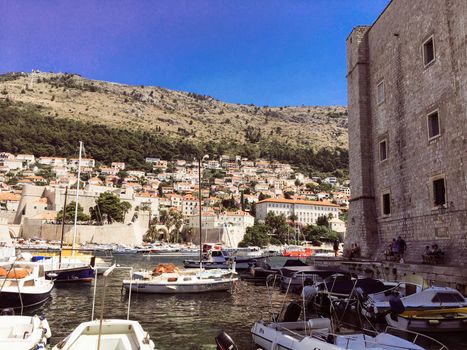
left=0, top=72, right=348, bottom=174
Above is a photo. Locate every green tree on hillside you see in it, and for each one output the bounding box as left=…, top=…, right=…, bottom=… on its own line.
left=90, top=192, right=131, bottom=224
left=316, top=215, right=329, bottom=228
left=56, top=201, right=90, bottom=223
left=238, top=223, right=269, bottom=247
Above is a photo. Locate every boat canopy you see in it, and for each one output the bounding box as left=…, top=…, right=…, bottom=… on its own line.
left=280, top=266, right=351, bottom=279
left=323, top=276, right=387, bottom=295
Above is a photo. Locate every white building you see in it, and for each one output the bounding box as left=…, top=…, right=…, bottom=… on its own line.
left=38, top=157, right=67, bottom=167
left=111, top=162, right=126, bottom=170
left=16, top=154, right=35, bottom=165
left=329, top=217, right=346, bottom=240
left=181, top=196, right=198, bottom=216
left=68, top=158, right=96, bottom=169
left=2, top=159, right=25, bottom=170
left=255, top=198, right=340, bottom=226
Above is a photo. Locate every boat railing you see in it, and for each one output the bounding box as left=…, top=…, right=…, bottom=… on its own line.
left=383, top=325, right=449, bottom=350
left=270, top=322, right=449, bottom=350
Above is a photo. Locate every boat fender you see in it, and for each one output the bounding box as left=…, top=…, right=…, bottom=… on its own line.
left=215, top=331, right=238, bottom=350
left=40, top=317, right=52, bottom=338
left=307, top=318, right=331, bottom=330
left=388, top=293, right=405, bottom=315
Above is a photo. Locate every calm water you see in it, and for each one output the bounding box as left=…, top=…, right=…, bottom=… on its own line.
left=22, top=255, right=467, bottom=349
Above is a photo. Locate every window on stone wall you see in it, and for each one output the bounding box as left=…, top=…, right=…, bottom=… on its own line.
left=382, top=192, right=391, bottom=215
left=379, top=139, right=388, bottom=161
left=377, top=80, right=385, bottom=105
left=427, top=110, right=440, bottom=139
left=423, top=36, right=435, bottom=67
left=432, top=177, right=446, bottom=207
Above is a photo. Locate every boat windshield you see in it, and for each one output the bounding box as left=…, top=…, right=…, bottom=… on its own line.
left=431, top=292, right=465, bottom=303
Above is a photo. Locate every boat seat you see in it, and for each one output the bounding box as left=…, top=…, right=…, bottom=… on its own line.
left=7, top=324, right=33, bottom=339
left=68, top=334, right=135, bottom=350
left=277, top=302, right=302, bottom=323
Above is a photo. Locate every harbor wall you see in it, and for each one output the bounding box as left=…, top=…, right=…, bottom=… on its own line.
left=309, top=257, right=467, bottom=295
left=20, top=212, right=150, bottom=246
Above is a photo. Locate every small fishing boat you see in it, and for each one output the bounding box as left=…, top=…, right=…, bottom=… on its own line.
left=29, top=255, right=94, bottom=282
left=54, top=265, right=155, bottom=350
left=123, top=263, right=238, bottom=294
left=0, top=314, right=52, bottom=350
left=282, top=245, right=312, bottom=258
left=385, top=307, right=467, bottom=333
left=0, top=262, right=54, bottom=309
left=52, top=319, right=154, bottom=350
left=370, top=286, right=467, bottom=313
left=243, top=259, right=308, bottom=284
left=372, top=286, right=467, bottom=333
left=183, top=249, right=264, bottom=271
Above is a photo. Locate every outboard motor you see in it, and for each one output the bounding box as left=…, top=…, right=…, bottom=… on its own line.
left=388, top=293, right=405, bottom=321
left=1, top=308, right=14, bottom=316
left=215, top=331, right=238, bottom=350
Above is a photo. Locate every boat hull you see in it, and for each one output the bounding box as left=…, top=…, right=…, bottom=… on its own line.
left=123, top=280, right=235, bottom=294
left=184, top=258, right=263, bottom=271
left=386, top=310, right=467, bottom=333
left=45, top=266, right=94, bottom=282
left=0, top=289, right=52, bottom=309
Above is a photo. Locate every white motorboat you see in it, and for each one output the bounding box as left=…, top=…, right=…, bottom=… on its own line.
left=112, top=244, right=138, bottom=254
left=369, top=285, right=467, bottom=333
left=251, top=317, right=447, bottom=350
left=371, top=286, right=467, bottom=312
left=123, top=263, right=238, bottom=294
left=0, top=262, right=54, bottom=309
left=0, top=315, right=51, bottom=350
left=54, top=264, right=155, bottom=350
left=52, top=319, right=154, bottom=350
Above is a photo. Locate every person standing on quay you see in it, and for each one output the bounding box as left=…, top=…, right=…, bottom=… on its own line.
left=397, top=236, right=407, bottom=263
left=333, top=240, right=339, bottom=257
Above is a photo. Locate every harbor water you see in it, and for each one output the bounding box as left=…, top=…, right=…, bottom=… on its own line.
left=21, top=255, right=467, bottom=349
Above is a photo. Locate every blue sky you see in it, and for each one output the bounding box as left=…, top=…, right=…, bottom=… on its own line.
left=0, top=0, right=389, bottom=106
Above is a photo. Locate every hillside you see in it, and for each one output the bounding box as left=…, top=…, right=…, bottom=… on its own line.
left=0, top=72, right=348, bottom=175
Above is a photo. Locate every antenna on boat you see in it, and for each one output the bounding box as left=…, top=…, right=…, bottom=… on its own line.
left=97, top=264, right=116, bottom=350
left=71, top=141, right=83, bottom=257
left=59, top=186, right=68, bottom=268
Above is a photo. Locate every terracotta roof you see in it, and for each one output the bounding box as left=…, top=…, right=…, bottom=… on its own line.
left=0, top=192, right=21, bottom=201
left=257, top=198, right=339, bottom=207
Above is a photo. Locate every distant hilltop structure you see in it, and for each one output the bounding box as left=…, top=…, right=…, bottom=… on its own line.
left=346, top=0, right=466, bottom=264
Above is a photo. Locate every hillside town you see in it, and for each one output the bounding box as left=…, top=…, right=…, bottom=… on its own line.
left=0, top=151, right=349, bottom=247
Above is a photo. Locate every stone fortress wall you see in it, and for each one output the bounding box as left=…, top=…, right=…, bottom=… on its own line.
left=346, top=0, right=466, bottom=265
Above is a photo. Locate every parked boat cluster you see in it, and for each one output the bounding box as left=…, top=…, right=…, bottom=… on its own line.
left=1, top=243, right=465, bottom=349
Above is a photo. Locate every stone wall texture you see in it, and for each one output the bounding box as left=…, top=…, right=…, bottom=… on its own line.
left=346, top=0, right=466, bottom=265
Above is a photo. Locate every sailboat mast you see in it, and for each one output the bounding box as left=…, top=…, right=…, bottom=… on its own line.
left=198, top=158, right=202, bottom=268
left=72, top=141, right=83, bottom=256
left=59, top=186, right=68, bottom=267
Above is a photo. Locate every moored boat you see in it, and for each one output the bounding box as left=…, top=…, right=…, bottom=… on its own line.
left=251, top=317, right=447, bottom=350
left=123, top=263, right=238, bottom=294
left=0, top=314, right=52, bottom=350
left=52, top=319, right=154, bottom=350
left=54, top=264, right=156, bottom=350
left=0, top=262, right=54, bottom=309
left=385, top=307, right=467, bottom=333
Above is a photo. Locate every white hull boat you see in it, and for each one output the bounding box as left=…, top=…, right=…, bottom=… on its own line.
left=371, top=286, right=467, bottom=312
left=0, top=315, right=51, bottom=350
left=52, top=319, right=154, bottom=350
left=123, top=265, right=238, bottom=294
left=0, top=262, right=54, bottom=309
left=251, top=318, right=447, bottom=350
